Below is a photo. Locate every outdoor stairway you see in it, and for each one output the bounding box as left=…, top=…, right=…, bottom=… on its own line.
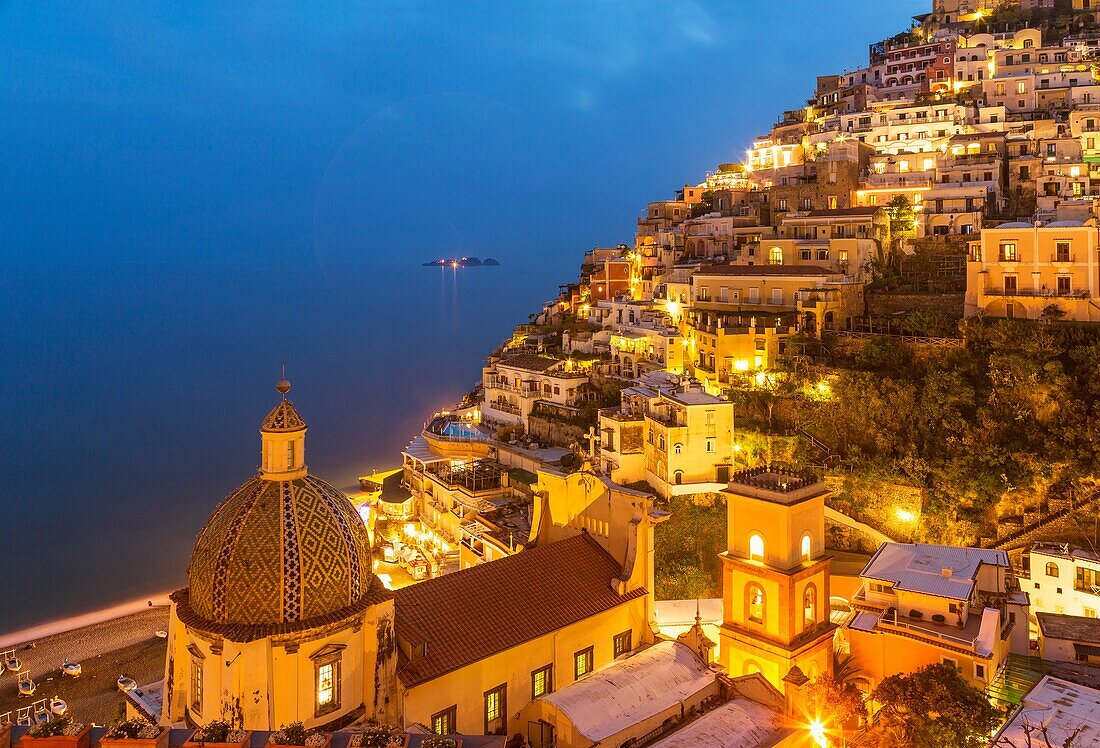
left=796, top=427, right=838, bottom=469
left=986, top=654, right=1052, bottom=708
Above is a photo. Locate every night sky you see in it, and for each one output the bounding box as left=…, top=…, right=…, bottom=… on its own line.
left=0, top=1, right=924, bottom=629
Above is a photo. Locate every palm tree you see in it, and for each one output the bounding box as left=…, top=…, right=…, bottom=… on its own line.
left=833, top=651, right=863, bottom=685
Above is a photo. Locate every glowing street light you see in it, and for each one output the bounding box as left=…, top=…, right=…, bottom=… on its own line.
left=809, top=719, right=828, bottom=747
left=895, top=508, right=916, bottom=523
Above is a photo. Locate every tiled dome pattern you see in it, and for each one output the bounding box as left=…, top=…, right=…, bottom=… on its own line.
left=261, top=400, right=306, bottom=432
left=187, top=474, right=372, bottom=625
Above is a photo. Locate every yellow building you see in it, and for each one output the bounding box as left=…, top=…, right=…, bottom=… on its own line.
left=691, top=265, right=865, bottom=337
left=841, top=543, right=1030, bottom=692
left=718, top=467, right=835, bottom=696
left=162, top=381, right=398, bottom=730
left=598, top=374, right=737, bottom=498
left=685, top=308, right=793, bottom=393
left=965, top=221, right=1100, bottom=321
left=394, top=461, right=663, bottom=740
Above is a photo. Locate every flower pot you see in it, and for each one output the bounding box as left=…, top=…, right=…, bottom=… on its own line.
left=20, top=724, right=92, bottom=748
left=98, top=727, right=170, bottom=748
left=183, top=730, right=251, bottom=748
left=268, top=735, right=332, bottom=748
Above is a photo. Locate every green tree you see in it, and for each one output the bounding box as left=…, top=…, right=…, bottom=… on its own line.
left=806, top=674, right=866, bottom=736
left=870, top=663, right=999, bottom=748
left=885, top=194, right=917, bottom=254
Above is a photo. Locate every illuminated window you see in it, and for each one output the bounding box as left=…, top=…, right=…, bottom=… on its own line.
left=749, top=533, right=765, bottom=561
left=312, top=645, right=343, bottom=717
left=768, top=247, right=784, bottom=265
left=432, top=706, right=457, bottom=735
left=1046, top=562, right=1060, bottom=578
left=747, top=583, right=765, bottom=623
left=574, top=647, right=594, bottom=680
left=531, top=664, right=553, bottom=698
left=1000, top=243, right=1018, bottom=262
left=286, top=441, right=295, bottom=470
left=804, top=584, right=817, bottom=627
left=613, top=630, right=632, bottom=657
left=801, top=534, right=812, bottom=561
left=189, top=654, right=203, bottom=715
left=484, top=683, right=507, bottom=735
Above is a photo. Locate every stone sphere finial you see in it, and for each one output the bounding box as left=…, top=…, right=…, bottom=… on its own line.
left=276, top=378, right=291, bottom=395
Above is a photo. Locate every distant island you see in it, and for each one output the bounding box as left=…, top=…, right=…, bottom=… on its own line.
left=422, top=256, right=500, bottom=268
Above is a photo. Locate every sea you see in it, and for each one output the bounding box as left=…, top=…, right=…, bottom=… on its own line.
left=0, top=257, right=571, bottom=633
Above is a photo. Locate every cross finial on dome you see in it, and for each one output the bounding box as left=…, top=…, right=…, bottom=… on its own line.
left=276, top=361, right=291, bottom=397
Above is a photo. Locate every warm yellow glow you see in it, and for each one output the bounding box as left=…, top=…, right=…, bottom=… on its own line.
left=404, top=522, right=417, bottom=536
left=809, top=720, right=828, bottom=747
left=816, top=380, right=831, bottom=396
left=734, top=359, right=750, bottom=372
left=666, top=299, right=681, bottom=318
left=754, top=372, right=767, bottom=386
left=896, top=508, right=916, bottom=523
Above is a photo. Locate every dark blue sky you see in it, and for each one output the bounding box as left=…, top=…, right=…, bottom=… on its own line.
left=0, top=2, right=925, bottom=629
left=1, top=1, right=924, bottom=267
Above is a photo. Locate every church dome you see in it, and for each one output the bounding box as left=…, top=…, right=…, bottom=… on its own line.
left=185, top=385, right=373, bottom=626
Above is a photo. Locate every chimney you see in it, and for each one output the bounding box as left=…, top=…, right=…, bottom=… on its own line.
left=940, top=566, right=952, bottom=577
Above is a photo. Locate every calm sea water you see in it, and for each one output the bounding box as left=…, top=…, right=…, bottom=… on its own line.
left=0, top=258, right=569, bottom=632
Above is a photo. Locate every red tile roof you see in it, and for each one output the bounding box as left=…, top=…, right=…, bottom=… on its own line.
left=498, top=354, right=560, bottom=373
left=394, top=533, right=646, bottom=687
left=693, top=264, right=838, bottom=277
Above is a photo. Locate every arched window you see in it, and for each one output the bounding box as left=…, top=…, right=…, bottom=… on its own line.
left=747, top=584, right=765, bottom=623
left=673, top=470, right=683, bottom=485
left=803, top=584, right=817, bottom=627
left=800, top=533, right=812, bottom=561
left=749, top=533, right=765, bottom=561
left=743, top=660, right=762, bottom=676
left=1046, top=562, right=1059, bottom=578
left=768, top=246, right=784, bottom=265
left=674, top=443, right=682, bottom=454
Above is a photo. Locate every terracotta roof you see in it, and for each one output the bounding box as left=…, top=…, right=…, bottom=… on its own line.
left=1038, top=612, right=1100, bottom=643
left=170, top=576, right=393, bottom=643
left=498, top=354, right=560, bottom=373
left=803, top=207, right=882, bottom=217
left=693, top=264, right=838, bottom=277
left=394, top=533, right=646, bottom=687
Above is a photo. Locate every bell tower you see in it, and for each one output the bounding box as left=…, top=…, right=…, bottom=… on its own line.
left=718, top=465, right=835, bottom=697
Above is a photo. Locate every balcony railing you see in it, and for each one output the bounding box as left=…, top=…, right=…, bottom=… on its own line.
left=982, top=288, right=1089, bottom=299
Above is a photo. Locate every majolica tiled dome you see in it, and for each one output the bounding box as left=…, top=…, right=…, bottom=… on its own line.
left=186, top=394, right=373, bottom=626
left=187, top=475, right=373, bottom=625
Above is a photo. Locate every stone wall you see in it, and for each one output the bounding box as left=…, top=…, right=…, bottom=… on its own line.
left=866, top=291, right=965, bottom=318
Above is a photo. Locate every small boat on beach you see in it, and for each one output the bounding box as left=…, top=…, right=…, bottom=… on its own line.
left=117, top=675, right=138, bottom=693
left=60, top=660, right=81, bottom=677
left=17, top=673, right=35, bottom=697
left=3, top=650, right=22, bottom=673
left=154, top=630, right=168, bottom=639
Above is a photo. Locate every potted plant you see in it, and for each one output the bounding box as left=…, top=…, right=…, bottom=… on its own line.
left=268, top=724, right=330, bottom=748
left=21, top=717, right=91, bottom=748
left=99, top=719, right=169, bottom=748
left=420, top=739, right=460, bottom=748
left=346, top=723, right=406, bottom=748
left=183, top=721, right=250, bottom=748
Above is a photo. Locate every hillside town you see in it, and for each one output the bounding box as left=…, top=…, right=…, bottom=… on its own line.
left=5, top=2, right=1100, bottom=748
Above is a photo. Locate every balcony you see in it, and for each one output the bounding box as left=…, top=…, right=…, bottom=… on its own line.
left=981, top=288, right=1089, bottom=299
left=1050, top=253, right=1076, bottom=263
left=487, top=401, right=522, bottom=416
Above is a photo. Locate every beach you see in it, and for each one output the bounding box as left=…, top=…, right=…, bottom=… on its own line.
left=0, top=606, right=169, bottom=725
